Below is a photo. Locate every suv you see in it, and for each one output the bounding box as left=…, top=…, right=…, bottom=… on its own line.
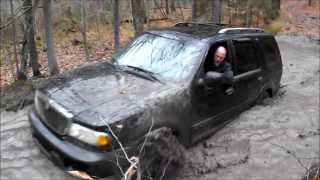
left=29, top=23, right=282, bottom=178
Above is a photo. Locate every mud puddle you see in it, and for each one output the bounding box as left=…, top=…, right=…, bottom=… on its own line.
left=1, top=36, right=319, bottom=180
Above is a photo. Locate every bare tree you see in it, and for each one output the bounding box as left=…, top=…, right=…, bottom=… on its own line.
left=165, top=0, right=169, bottom=15
left=271, top=0, right=281, bottom=18
left=113, top=0, right=120, bottom=51
left=176, top=0, right=184, bottom=19
left=131, top=0, right=146, bottom=36
left=9, top=0, right=22, bottom=80
left=23, top=0, right=41, bottom=77
left=95, top=0, right=102, bottom=37
left=153, top=0, right=167, bottom=19
left=20, top=29, right=28, bottom=77
left=308, top=0, right=312, bottom=6
left=245, top=0, right=253, bottom=26
left=192, top=0, right=197, bottom=20
left=170, top=0, right=175, bottom=12
left=43, top=0, right=59, bottom=75
left=0, top=0, right=2, bottom=44
left=0, top=0, right=3, bottom=63
left=212, top=0, right=221, bottom=24
left=227, top=0, right=233, bottom=24
left=80, top=0, right=90, bottom=61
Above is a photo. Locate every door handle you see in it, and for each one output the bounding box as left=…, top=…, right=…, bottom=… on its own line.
left=257, top=76, right=263, bottom=81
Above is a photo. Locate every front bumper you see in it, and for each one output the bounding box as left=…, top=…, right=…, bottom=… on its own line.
left=29, top=109, right=131, bottom=177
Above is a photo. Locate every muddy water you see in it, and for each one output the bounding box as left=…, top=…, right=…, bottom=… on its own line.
left=1, top=37, right=319, bottom=180
left=176, top=37, right=320, bottom=180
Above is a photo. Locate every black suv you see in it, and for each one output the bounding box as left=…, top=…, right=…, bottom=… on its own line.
left=29, top=23, right=282, bottom=178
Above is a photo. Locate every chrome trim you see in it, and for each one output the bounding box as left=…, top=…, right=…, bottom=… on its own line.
left=218, top=28, right=264, bottom=34
left=48, top=99, right=74, bottom=119
left=35, top=90, right=74, bottom=119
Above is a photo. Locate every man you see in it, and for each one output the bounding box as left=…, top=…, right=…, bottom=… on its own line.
left=205, top=46, right=234, bottom=94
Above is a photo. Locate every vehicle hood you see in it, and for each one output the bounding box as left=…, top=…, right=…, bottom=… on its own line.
left=39, top=62, right=185, bottom=127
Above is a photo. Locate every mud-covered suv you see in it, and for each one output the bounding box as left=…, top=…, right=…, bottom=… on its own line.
left=29, top=23, right=282, bottom=178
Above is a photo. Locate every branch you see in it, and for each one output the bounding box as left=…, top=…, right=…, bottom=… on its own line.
left=98, top=114, right=157, bottom=180
left=0, top=2, right=38, bottom=30
left=124, top=156, right=139, bottom=180
left=139, top=118, right=154, bottom=155
left=160, top=159, right=172, bottom=180
left=98, top=114, right=135, bottom=164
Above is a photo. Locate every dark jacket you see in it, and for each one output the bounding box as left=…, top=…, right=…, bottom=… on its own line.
left=206, top=61, right=234, bottom=85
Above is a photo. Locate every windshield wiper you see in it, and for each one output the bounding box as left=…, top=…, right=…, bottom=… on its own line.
left=122, top=65, right=162, bottom=83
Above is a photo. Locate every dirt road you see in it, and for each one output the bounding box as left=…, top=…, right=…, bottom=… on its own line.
left=1, top=36, right=319, bottom=180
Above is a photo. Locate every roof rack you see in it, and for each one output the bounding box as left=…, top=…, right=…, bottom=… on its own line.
left=218, top=28, right=264, bottom=34
left=174, top=22, right=229, bottom=27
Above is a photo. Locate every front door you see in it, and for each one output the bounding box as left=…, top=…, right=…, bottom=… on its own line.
left=190, top=40, right=247, bottom=143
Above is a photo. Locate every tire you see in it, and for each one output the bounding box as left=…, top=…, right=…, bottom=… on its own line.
left=256, top=90, right=270, bottom=105
left=138, top=127, right=185, bottom=180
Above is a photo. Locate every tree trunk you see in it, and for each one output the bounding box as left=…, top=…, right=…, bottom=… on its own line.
left=10, top=0, right=22, bottom=80
left=80, top=0, right=90, bottom=61
left=24, top=0, right=41, bottom=76
left=20, top=29, right=28, bottom=76
left=227, top=0, right=232, bottom=24
left=245, top=0, right=253, bottom=26
left=170, top=0, right=175, bottom=12
left=176, top=0, right=184, bottom=19
left=113, top=0, right=120, bottom=51
left=43, top=0, right=59, bottom=75
left=212, top=0, right=221, bottom=24
left=271, top=0, right=281, bottom=19
left=0, top=0, right=2, bottom=50
left=165, top=0, right=169, bottom=15
left=145, top=0, right=150, bottom=27
left=95, top=0, right=101, bottom=37
left=131, top=0, right=146, bottom=36
left=153, top=0, right=166, bottom=19
left=308, top=0, right=312, bottom=6
left=192, top=0, right=197, bottom=21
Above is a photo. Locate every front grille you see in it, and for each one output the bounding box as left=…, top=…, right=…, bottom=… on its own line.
left=36, top=94, right=71, bottom=135
left=42, top=105, right=70, bottom=135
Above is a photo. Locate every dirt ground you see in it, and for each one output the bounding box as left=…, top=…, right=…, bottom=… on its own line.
left=0, top=37, right=319, bottom=180
left=280, top=0, right=320, bottom=39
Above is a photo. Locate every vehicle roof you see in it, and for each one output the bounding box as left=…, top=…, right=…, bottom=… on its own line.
left=146, top=22, right=268, bottom=40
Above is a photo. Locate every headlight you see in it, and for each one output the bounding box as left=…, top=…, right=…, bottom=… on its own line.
left=68, top=123, right=112, bottom=147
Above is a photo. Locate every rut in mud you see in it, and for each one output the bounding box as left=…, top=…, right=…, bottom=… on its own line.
left=1, top=36, right=319, bottom=180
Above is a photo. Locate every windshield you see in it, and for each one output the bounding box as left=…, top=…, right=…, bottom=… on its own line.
left=114, top=33, right=204, bottom=81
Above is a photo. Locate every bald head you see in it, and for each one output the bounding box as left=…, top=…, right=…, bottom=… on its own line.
left=214, top=46, right=227, bottom=66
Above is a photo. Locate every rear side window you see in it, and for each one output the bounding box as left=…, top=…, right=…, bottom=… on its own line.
left=259, top=37, right=280, bottom=66
left=233, top=40, right=259, bottom=74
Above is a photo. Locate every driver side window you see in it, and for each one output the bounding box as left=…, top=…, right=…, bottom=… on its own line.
left=203, top=42, right=233, bottom=73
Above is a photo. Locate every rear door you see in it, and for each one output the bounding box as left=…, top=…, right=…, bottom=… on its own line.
left=231, top=37, right=263, bottom=103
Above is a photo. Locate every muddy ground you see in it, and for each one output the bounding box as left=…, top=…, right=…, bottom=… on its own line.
left=1, top=36, right=319, bottom=180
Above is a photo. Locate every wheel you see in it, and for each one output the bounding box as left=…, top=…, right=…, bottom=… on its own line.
left=256, top=90, right=270, bottom=105
left=138, top=127, right=185, bottom=180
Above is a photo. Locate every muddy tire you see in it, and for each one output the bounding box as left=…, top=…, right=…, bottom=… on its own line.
left=256, top=90, right=270, bottom=105
left=138, top=127, right=185, bottom=180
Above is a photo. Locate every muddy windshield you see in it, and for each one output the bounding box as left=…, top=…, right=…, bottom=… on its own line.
left=114, top=33, right=204, bottom=81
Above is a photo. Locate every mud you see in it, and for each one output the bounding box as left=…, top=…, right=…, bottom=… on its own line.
left=1, top=36, right=319, bottom=180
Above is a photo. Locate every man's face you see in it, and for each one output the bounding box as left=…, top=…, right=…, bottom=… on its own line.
left=214, top=50, right=226, bottom=66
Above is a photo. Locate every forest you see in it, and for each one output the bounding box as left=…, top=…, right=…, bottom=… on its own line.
left=0, top=0, right=295, bottom=87
left=0, top=1, right=319, bottom=180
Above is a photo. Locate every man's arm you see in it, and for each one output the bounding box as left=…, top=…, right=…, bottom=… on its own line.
left=221, top=63, right=234, bottom=85
left=205, top=71, right=223, bottom=86
left=204, top=63, right=234, bottom=85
